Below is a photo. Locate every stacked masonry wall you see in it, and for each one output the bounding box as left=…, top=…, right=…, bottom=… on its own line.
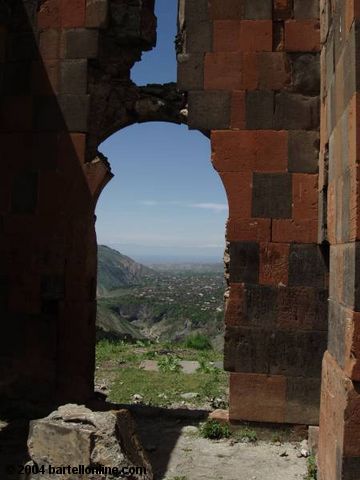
left=179, top=0, right=327, bottom=424
left=318, top=1, right=360, bottom=479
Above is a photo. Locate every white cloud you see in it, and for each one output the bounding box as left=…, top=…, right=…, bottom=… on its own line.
left=140, top=200, right=160, bottom=206
left=189, top=203, right=228, bottom=213
left=139, top=200, right=228, bottom=213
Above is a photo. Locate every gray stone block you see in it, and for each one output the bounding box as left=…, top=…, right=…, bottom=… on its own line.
left=288, top=244, right=328, bottom=289
left=290, top=53, right=320, bottom=95
left=60, top=60, right=87, bottom=95
left=246, top=91, right=274, bottom=129
left=252, top=173, right=292, bottom=219
left=274, top=92, right=320, bottom=130
left=244, top=0, right=272, bottom=19
left=288, top=130, right=319, bottom=173
left=61, top=29, right=99, bottom=59
left=188, top=91, right=231, bottom=130
left=185, top=0, right=209, bottom=25
left=229, top=242, right=260, bottom=284
left=58, top=95, right=90, bottom=132
left=294, top=0, right=319, bottom=19
left=177, top=53, right=204, bottom=91
left=186, top=21, right=212, bottom=53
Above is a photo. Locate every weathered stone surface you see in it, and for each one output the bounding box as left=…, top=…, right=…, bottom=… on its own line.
left=244, top=0, right=272, bottom=19
left=60, top=60, right=87, bottom=94
left=188, top=91, right=230, bottom=130
left=274, top=93, right=320, bottom=130
left=61, top=29, right=99, bottom=59
left=288, top=244, right=328, bottom=289
left=246, top=91, right=274, bottom=129
left=27, top=404, right=153, bottom=480
left=252, top=173, right=292, bottom=219
left=288, top=130, right=319, bottom=173
left=177, top=53, right=204, bottom=91
left=229, top=242, right=260, bottom=284
left=290, top=53, right=320, bottom=95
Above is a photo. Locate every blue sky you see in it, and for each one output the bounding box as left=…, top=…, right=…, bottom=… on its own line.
left=95, top=0, right=228, bottom=262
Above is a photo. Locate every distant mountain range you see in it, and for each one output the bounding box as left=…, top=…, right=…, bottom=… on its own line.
left=97, top=245, right=156, bottom=296
left=96, top=245, right=225, bottom=348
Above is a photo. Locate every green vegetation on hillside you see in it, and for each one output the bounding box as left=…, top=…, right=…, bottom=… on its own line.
left=96, top=339, right=227, bottom=408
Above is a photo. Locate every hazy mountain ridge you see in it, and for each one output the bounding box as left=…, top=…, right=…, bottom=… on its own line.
left=96, top=246, right=225, bottom=348
left=97, top=245, right=157, bottom=296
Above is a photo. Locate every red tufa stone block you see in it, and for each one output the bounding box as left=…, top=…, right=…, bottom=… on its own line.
left=38, top=0, right=61, bottom=29
left=318, top=351, right=360, bottom=480
left=292, top=173, right=318, bottom=221
left=231, top=91, right=246, bottom=129
left=204, top=52, right=243, bottom=90
left=327, top=181, right=336, bottom=245
left=343, top=309, right=360, bottom=381
left=272, top=219, right=318, bottom=243
left=225, top=283, right=246, bottom=327
left=240, top=20, right=272, bottom=52
left=213, top=20, right=241, bottom=52
left=242, top=52, right=259, bottom=89
left=211, top=130, right=288, bottom=173
left=227, top=217, right=271, bottom=242
left=285, top=20, right=320, bottom=52
left=213, top=20, right=272, bottom=52
left=61, top=0, right=86, bottom=28
left=258, top=52, right=291, bottom=90
left=229, top=372, right=287, bottom=423
left=220, top=172, right=252, bottom=218
left=259, top=242, right=290, bottom=286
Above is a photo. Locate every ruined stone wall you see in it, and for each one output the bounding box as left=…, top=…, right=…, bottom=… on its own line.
left=179, top=0, right=327, bottom=425
left=318, top=1, right=360, bottom=478
left=0, top=0, right=158, bottom=405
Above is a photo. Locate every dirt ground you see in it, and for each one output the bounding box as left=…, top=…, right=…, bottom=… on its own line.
left=0, top=411, right=308, bottom=480
left=135, top=414, right=308, bottom=480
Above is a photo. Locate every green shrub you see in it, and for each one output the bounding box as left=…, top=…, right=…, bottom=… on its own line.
left=200, top=420, right=230, bottom=440
left=306, top=455, right=317, bottom=480
left=184, top=334, right=212, bottom=351
left=157, top=355, right=182, bottom=373
left=233, top=426, right=257, bottom=443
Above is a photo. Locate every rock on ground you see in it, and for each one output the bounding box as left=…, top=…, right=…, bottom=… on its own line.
left=27, top=404, right=153, bottom=480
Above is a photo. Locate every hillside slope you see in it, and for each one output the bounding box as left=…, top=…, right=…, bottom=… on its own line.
left=97, top=245, right=156, bottom=296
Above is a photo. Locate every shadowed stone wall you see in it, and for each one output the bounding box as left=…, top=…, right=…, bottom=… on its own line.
left=318, top=1, right=360, bottom=479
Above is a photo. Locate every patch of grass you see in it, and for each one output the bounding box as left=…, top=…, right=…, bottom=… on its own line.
left=167, top=477, right=188, bottom=480
left=157, top=355, right=182, bottom=373
left=96, top=339, right=127, bottom=363
left=233, top=426, right=258, bottom=443
left=305, top=455, right=317, bottom=480
left=197, top=358, right=220, bottom=374
left=271, top=433, right=283, bottom=443
left=184, top=333, right=212, bottom=351
left=108, top=368, right=226, bottom=407
left=200, top=420, right=231, bottom=440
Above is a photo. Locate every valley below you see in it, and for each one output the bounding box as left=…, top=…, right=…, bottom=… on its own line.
left=96, top=245, right=226, bottom=349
